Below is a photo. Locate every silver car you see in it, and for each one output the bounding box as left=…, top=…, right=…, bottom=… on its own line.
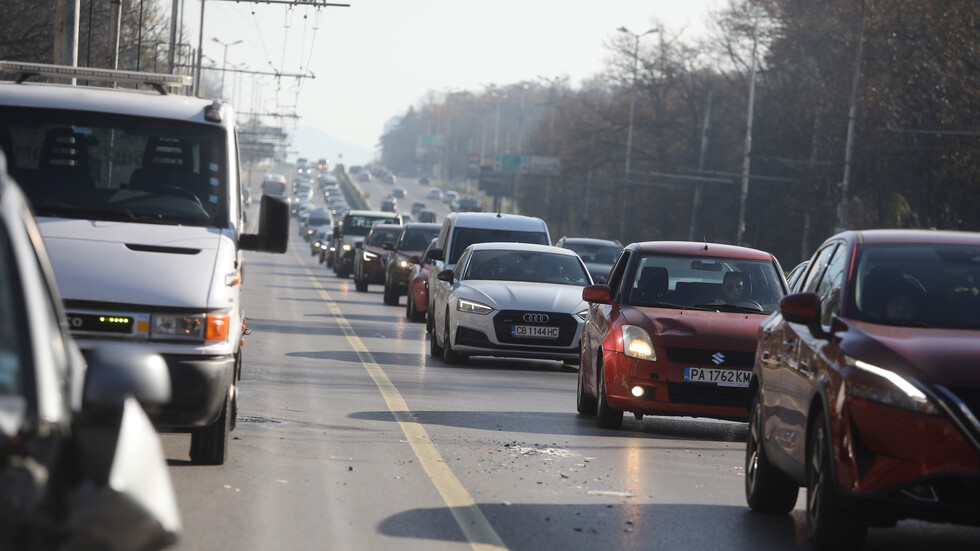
left=429, top=242, right=592, bottom=364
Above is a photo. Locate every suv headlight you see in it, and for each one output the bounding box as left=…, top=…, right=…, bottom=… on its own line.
left=457, top=298, right=493, bottom=315
left=151, top=312, right=230, bottom=343
left=845, top=357, right=939, bottom=415
left=363, top=251, right=379, bottom=261
left=622, top=324, right=656, bottom=361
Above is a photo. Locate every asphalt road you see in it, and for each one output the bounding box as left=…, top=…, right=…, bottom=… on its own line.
left=161, top=173, right=980, bottom=551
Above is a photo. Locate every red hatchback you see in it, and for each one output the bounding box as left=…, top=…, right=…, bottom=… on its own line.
left=406, top=238, right=438, bottom=322
left=746, top=230, right=980, bottom=549
left=578, top=241, right=787, bottom=428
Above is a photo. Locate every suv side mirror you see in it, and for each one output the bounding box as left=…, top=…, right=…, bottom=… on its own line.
left=780, top=292, right=822, bottom=326
left=428, top=247, right=444, bottom=262
left=383, top=243, right=394, bottom=251
left=240, top=195, right=289, bottom=253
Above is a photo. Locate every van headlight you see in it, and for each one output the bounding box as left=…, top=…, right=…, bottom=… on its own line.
left=622, top=324, right=656, bottom=361
left=844, top=357, right=939, bottom=415
left=152, top=312, right=230, bottom=343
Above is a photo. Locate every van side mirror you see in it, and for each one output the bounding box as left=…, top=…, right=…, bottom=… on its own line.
left=428, top=247, right=444, bottom=261
left=240, top=195, right=289, bottom=253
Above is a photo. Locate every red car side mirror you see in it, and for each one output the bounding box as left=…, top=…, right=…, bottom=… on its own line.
left=779, top=292, right=822, bottom=325
left=583, top=284, right=611, bottom=305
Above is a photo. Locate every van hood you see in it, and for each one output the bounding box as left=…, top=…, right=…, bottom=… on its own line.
left=39, top=219, right=229, bottom=309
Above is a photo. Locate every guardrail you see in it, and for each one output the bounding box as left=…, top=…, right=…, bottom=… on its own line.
left=333, top=165, right=370, bottom=210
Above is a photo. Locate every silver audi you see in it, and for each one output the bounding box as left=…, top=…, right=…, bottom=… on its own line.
left=429, top=242, right=593, bottom=365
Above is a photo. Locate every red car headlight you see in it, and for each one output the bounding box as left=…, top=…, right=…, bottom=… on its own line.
left=622, top=324, right=656, bottom=361
left=844, top=357, right=939, bottom=415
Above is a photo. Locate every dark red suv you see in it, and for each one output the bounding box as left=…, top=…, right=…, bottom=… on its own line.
left=746, top=229, right=980, bottom=549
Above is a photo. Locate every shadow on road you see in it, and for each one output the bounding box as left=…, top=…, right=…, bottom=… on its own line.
left=348, top=409, right=747, bottom=443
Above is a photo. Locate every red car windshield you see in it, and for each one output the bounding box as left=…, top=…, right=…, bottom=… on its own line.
left=627, top=253, right=785, bottom=313
left=849, top=243, right=980, bottom=329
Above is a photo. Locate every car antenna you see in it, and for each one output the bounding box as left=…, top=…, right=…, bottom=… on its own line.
left=702, top=236, right=709, bottom=251
left=496, top=211, right=502, bottom=218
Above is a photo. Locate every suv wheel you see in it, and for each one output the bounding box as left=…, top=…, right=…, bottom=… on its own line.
left=745, top=394, right=799, bottom=513
left=190, top=389, right=232, bottom=465
left=355, top=268, right=368, bottom=292
left=383, top=282, right=398, bottom=305
left=806, top=415, right=867, bottom=550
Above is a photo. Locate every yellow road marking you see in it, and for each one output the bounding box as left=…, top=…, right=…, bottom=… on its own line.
left=294, top=248, right=508, bottom=551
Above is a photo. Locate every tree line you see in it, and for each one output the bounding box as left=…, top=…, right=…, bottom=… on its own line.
left=378, top=0, right=979, bottom=266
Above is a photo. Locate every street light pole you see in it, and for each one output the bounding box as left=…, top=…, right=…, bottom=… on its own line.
left=617, top=26, right=658, bottom=244
left=212, top=37, right=242, bottom=100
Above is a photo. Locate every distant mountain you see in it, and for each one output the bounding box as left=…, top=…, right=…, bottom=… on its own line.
left=290, top=126, right=374, bottom=167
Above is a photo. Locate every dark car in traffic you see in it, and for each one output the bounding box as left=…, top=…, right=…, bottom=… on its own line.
left=554, top=236, right=623, bottom=284
left=746, top=229, right=980, bottom=550
left=353, top=224, right=404, bottom=292
left=578, top=241, right=787, bottom=428
left=382, top=223, right=441, bottom=305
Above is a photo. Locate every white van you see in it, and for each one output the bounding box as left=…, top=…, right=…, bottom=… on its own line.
left=0, top=62, right=289, bottom=465
left=426, top=212, right=551, bottom=332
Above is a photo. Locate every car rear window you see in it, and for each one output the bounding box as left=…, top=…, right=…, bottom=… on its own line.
left=448, top=227, right=549, bottom=264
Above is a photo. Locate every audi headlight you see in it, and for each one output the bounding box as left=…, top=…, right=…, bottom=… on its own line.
left=457, top=298, right=493, bottom=315
left=845, top=357, right=939, bottom=415
left=151, top=312, right=230, bottom=343
left=622, top=324, right=656, bottom=361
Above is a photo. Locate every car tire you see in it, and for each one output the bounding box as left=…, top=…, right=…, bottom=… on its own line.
left=190, top=388, right=232, bottom=465
left=383, top=282, right=398, bottom=305
left=442, top=316, right=467, bottom=365
left=806, top=414, right=867, bottom=550
left=595, top=362, right=623, bottom=429
left=355, top=270, right=368, bottom=292
left=425, top=301, right=434, bottom=333
left=576, top=360, right=597, bottom=415
left=429, top=319, right=444, bottom=357
left=745, top=394, right=799, bottom=513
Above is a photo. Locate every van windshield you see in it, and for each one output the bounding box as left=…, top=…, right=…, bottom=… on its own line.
left=448, top=227, right=549, bottom=264
left=0, top=107, right=228, bottom=227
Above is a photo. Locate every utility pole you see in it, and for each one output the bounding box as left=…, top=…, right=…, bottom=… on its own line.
left=688, top=89, right=713, bottom=241
left=108, top=0, right=122, bottom=69
left=53, top=0, right=79, bottom=81
left=837, top=0, right=867, bottom=232
left=616, top=27, right=658, bottom=244
left=737, top=8, right=760, bottom=246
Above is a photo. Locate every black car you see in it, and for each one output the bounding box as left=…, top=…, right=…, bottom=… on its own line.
left=553, top=236, right=623, bottom=284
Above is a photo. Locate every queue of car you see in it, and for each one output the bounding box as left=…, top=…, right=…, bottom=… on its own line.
left=341, top=199, right=980, bottom=549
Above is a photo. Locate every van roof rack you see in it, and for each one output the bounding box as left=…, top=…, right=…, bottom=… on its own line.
left=0, top=60, right=191, bottom=95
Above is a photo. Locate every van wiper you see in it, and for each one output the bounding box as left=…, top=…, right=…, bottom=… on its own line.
left=35, top=205, right=138, bottom=221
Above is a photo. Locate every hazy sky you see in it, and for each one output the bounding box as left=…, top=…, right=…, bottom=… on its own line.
left=190, top=0, right=726, bottom=160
